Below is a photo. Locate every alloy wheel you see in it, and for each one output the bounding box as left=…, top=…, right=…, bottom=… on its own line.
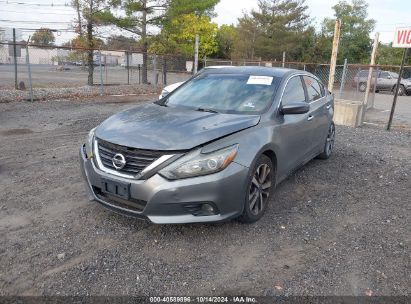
left=249, top=163, right=272, bottom=216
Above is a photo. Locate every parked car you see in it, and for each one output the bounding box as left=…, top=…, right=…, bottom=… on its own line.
left=353, top=70, right=411, bottom=96
left=80, top=67, right=335, bottom=224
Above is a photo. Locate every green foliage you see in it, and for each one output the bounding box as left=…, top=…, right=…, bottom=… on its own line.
left=233, top=0, right=310, bottom=61
left=166, top=0, right=219, bottom=18
left=215, top=25, right=238, bottom=59
left=105, top=35, right=139, bottom=50
left=321, top=0, right=375, bottom=64
left=31, top=28, right=55, bottom=46
left=231, top=14, right=258, bottom=59
left=377, top=43, right=411, bottom=66
left=153, top=13, right=218, bottom=57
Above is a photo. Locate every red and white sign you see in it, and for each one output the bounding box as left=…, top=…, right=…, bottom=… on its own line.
left=393, top=27, right=411, bottom=48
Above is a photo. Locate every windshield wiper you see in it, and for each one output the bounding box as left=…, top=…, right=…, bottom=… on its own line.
left=154, top=100, right=168, bottom=107
left=195, top=107, right=219, bottom=113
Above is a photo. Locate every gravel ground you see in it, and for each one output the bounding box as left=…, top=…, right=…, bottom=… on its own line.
left=0, top=96, right=410, bottom=296
left=0, top=85, right=161, bottom=103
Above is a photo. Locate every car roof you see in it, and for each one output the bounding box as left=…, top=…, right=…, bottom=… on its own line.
left=200, top=66, right=301, bottom=78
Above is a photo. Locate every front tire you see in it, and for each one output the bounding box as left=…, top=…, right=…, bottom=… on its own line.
left=318, top=122, right=335, bottom=159
left=396, top=85, right=405, bottom=96
left=238, top=155, right=274, bottom=223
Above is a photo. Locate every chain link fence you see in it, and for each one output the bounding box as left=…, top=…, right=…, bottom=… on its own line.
left=0, top=42, right=193, bottom=91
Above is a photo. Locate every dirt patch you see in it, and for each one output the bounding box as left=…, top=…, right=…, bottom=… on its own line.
left=0, top=128, right=33, bottom=136
left=0, top=97, right=409, bottom=296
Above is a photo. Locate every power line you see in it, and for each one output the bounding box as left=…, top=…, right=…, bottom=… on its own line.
left=0, top=1, right=71, bottom=7
left=3, top=9, right=75, bottom=15
left=0, top=19, right=73, bottom=24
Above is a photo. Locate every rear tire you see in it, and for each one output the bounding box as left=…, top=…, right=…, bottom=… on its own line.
left=238, top=155, right=274, bottom=223
left=318, top=122, right=335, bottom=160
left=359, top=82, right=366, bottom=92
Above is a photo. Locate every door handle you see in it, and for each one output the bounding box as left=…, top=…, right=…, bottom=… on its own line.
left=326, top=104, right=331, bottom=109
left=307, top=115, right=314, bottom=121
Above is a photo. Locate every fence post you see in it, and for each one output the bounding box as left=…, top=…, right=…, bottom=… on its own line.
left=328, top=19, right=341, bottom=93
left=363, top=32, right=379, bottom=113
left=194, top=34, right=199, bottom=74
left=371, top=67, right=379, bottom=108
left=126, top=51, right=130, bottom=85
left=339, top=58, right=348, bottom=98
left=99, top=51, right=104, bottom=96
left=153, top=54, right=157, bottom=88
left=13, top=28, right=18, bottom=89
left=25, top=38, right=33, bottom=102
left=162, top=56, right=167, bottom=86
left=282, top=51, right=286, bottom=68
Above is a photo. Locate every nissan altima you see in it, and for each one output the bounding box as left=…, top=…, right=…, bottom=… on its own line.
left=80, top=66, right=335, bottom=224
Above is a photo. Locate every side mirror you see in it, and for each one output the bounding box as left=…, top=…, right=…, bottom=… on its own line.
left=387, top=75, right=392, bottom=79
left=281, top=102, right=310, bottom=115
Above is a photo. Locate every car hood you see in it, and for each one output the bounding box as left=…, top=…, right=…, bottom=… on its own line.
left=95, top=103, right=260, bottom=151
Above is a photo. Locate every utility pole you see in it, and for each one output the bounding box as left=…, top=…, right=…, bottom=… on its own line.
left=362, top=32, right=379, bottom=118
left=387, top=48, right=408, bottom=130
left=328, top=19, right=341, bottom=93
left=282, top=51, right=286, bottom=68
left=194, top=34, right=199, bottom=74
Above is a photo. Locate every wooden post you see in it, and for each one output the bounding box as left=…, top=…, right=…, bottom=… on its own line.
left=282, top=51, right=286, bottom=68
left=363, top=32, right=379, bottom=114
left=328, top=19, right=341, bottom=93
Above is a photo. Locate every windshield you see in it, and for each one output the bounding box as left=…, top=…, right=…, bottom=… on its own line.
left=164, top=73, right=280, bottom=114
left=391, top=72, right=399, bottom=79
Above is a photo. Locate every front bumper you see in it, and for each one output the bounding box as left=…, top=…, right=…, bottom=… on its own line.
left=80, top=146, right=249, bottom=224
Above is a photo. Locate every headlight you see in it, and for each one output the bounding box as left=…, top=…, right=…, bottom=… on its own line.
left=159, top=144, right=238, bottom=180
left=85, top=127, right=96, bottom=159
left=160, top=89, right=169, bottom=99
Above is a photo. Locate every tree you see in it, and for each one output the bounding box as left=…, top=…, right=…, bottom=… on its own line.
left=233, top=0, right=310, bottom=61
left=377, top=43, right=411, bottom=66
left=215, top=24, right=238, bottom=59
left=31, top=28, right=55, bottom=46
left=98, top=0, right=219, bottom=83
left=253, top=0, right=310, bottom=60
left=321, top=0, right=375, bottom=64
left=168, top=13, right=218, bottom=58
left=231, top=14, right=259, bottom=59
left=72, top=0, right=111, bottom=85
left=105, top=35, right=139, bottom=50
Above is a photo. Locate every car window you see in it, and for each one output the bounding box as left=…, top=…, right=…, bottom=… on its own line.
left=303, top=76, right=323, bottom=102
left=391, top=72, right=399, bottom=79
left=281, top=76, right=306, bottom=105
left=380, top=72, right=390, bottom=79
left=165, top=74, right=281, bottom=114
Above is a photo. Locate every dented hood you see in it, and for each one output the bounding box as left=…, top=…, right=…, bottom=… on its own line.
left=95, top=103, right=260, bottom=151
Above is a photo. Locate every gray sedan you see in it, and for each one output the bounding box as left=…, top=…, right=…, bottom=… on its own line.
left=80, top=67, right=335, bottom=224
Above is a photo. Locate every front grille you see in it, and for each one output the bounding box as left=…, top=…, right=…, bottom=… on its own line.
left=92, top=186, right=147, bottom=213
left=96, top=138, right=165, bottom=176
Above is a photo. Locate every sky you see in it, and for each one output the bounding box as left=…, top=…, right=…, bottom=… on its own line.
left=1, top=0, right=410, bottom=45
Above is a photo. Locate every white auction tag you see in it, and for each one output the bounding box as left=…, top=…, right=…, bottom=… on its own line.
left=247, top=75, right=273, bottom=85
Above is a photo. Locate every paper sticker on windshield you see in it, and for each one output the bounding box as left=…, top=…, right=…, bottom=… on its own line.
left=247, top=75, right=273, bottom=85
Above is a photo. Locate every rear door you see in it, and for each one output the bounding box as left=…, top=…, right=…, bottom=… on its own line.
left=302, top=75, right=330, bottom=154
